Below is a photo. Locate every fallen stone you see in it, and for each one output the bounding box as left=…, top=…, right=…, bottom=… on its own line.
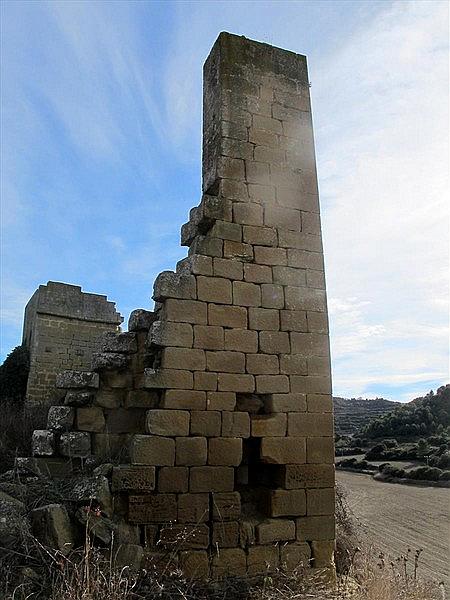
left=31, top=504, right=74, bottom=555
left=59, top=432, right=91, bottom=458
left=65, top=476, right=113, bottom=516
left=56, top=371, right=99, bottom=390
left=47, top=406, right=74, bottom=431
left=92, top=352, right=130, bottom=371
left=100, top=331, right=138, bottom=353
left=64, top=391, right=95, bottom=407
left=32, top=430, right=55, bottom=456
left=128, top=309, right=157, bottom=332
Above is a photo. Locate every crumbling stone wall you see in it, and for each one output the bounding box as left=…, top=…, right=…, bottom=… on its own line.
left=29, top=33, right=335, bottom=579
left=23, top=281, right=123, bottom=408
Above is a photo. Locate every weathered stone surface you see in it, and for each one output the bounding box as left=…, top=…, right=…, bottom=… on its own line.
left=276, top=464, right=335, bottom=489
left=112, top=466, right=156, bottom=493
left=56, top=370, right=99, bottom=389
left=176, top=437, right=207, bottom=466
left=153, top=271, right=196, bottom=301
left=100, top=331, right=138, bottom=354
left=247, top=545, right=279, bottom=575
left=211, top=548, right=247, bottom=577
left=307, top=488, right=335, bottom=516
left=180, top=550, right=209, bottom=579
left=280, top=542, right=311, bottom=571
left=47, top=406, right=74, bottom=431
left=158, top=466, right=189, bottom=493
left=256, top=519, right=295, bottom=544
left=178, top=493, right=209, bottom=523
left=146, top=409, right=190, bottom=437
left=251, top=414, right=287, bottom=437
left=66, top=476, right=113, bottom=516
left=114, top=544, right=144, bottom=569
left=211, top=492, right=241, bottom=521
left=260, top=437, right=306, bottom=464
left=270, top=489, right=306, bottom=517
left=125, top=390, right=158, bottom=409
left=208, top=437, right=242, bottom=466
left=128, top=309, right=156, bottom=332
left=130, top=435, right=175, bottom=466
left=296, top=515, right=335, bottom=541
left=190, top=467, right=234, bottom=493
left=92, top=352, right=130, bottom=371
left=31, top=504, right=74, bottom=555
left=65, top=390, right=95, bottom=407
left=128, top=494, right=177, bottom=523
left=59, top=432, right=91, bottom=458
left=212, top=521, right=239, bottom=547
left=159, top=524, right=209, bottom=549
left=32, top=430, right=55, bottom=456
left=311, top=540, right=335, bottom=568
left=77, top=407, right=105, bottom=432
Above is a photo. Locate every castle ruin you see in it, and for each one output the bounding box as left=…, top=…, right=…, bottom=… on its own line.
left=27, top=32, right=335, bottom=579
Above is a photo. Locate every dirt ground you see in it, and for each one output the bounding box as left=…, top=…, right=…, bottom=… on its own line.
left=336, top=470, right=450, bottom=587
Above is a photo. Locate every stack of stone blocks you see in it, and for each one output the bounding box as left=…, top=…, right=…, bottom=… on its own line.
left=30, top=33, right=335, bottom=579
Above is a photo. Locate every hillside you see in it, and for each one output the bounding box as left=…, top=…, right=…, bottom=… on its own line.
left=333, top=396, right=400, bottom=435
left=361, top=384, right=450, bottom=439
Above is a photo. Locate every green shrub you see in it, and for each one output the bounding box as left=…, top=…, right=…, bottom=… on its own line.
left=407, top=466, right=442, bottom=481
left=0, top=345, right=29, bottom=406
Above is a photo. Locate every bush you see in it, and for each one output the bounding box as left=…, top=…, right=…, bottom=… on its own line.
left=439, top=470, right=450, bottom=481
left=379, top=464, right=406, bottom=478
left=0, top=345, right=29, bottom=406
left=365, top=443, right=386, bottom=460
left=407, top=466, right=443, bottom=481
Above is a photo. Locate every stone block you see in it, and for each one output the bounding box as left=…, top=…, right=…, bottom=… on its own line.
left=206, top=350, right=245, bottom=373
left=233, top=281, right=261, bottom=306
left=100, top=332, right=137, bottom=354
left=307, top=393, right=332, bottom=412
left=180, top=550, right=209, bottom=579
left=243, top=225, right=277, bottom=246
left=212, top=521, right=239, bottom=547
left=288, top=413, right=333, bottom=437
left=208, top=304, right=247, bottom=328
left=266, top=393, right=307, bottom=412
left=111, top=466, right=155, bottom=493
left=290, top=375, right=331, bottom=394
left=296, top=515, right=335, bottom=541
left=307, top=437, right=334, bottom=464
left=56, top=370, right=99, bottom=389
left=194, top=371, right=217, bottom=391
left=273, top=266, right=306, bottom=287
left=158, top=467, right=189, bottom=493
left=251, top=414, right=287, bottom=437
left=276, top=464, right=334, bottom=490
left=247, top=545, right=279, bottom=575
left=189, top=467, right=234, bottom=493
left=197, top=276, right=232, bottom=304
left=128, top=309, right=156, bottom=332
left=257, top=519, right=295, bottom=544
left=307, top=488, right=335, bottom=516
left=144, top=368, right=193, bottom=390
left=265, top=205, right=301, bottom=231
left=177, top=255, right=213, bottom=276
left=163, top=299, right=208, bottom=324
left=290, top=332, right=329, bottom=357
left=153, top=271, right=196, bottom=302
left=306, top=270, right=325, bottom=289
left=213, top=257, right=243, bottom=280
left=280, top=542, right=311, bottom=571
left=176, top=437, right=207, bottom=466
left=193, top=325, right=224, bottom=350
left=211, top=548, right=247, bottom=577
left=259, top=331, right=290, bottom=354
left=114, top=544, right=144, bottom=569
left=243, top=263, right=272, bottom=284
left=308, top=356, right=330, bottom=376
left=31, top=504, right=74, bottom=556
left=190, top=411, right=221, bottom=437
left=280, top=310, right=307, bottom=332
left=189, top=235, right=223, bottom=257
left=248, top=308, right=279, bottom=330
left=178, top=493, right=209, bottom=523
left=278, top=230, right=322, bottom=252
left=246, top=354, right=279, bottom=374
left=148, top=321, right=193, bottom=348
left=162, top=390, right=206, bottom=410
left=218, top=373, right=255, bottom=393
left=270, top=489, right=306, bottom=517
left=77, top=407, right=105, bottom=432
left=307, top=311, right=329, bottom=333
left=209, top=219, right=242, bottom=241
left=256, top=375, right=289, bottom=394
left=161, top=347, right=206, bottom=371
left=208, top=437, right=242, bottom=466
left=224, top=329, right=258, bottom=353
left=130, top=435, right=175, bottom=466
left=65, top=390, right=95, bottom=407
left=285, top=287, right=326, bottom=312
left=261, top=284, right=284, bottom=309
left=254, top=246, right=287, bottom=266
left=311, top=540, right=335, bottom=568
left=125, top=390, right=159, bottom=409
left=59, top=432, right=91, bottom=458
left=280, top=355, right=307, bottom=375
left=260, top=437, right=306, bottom=464
left=128, top=494, right=177, bottom=523
left=207, top=391, right=236, bottom=411
left=47, top=406, right=74, bottom=431
left=233, top=202, right=264, bottom=226
left=223, top=240, right=254, bottom=262
left=146, top=409, right=190, bottom=437
left=65, top=476, right=112, bottom=516
left=221, top=411, right=250, bottom=437
left=212, top=492, right=241, bottom=521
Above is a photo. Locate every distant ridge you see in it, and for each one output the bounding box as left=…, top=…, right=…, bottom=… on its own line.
left=333, top=396, right=400, bottom=436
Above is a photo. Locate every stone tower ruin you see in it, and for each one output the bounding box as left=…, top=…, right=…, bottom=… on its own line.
left=29, top=33, right=335, bottom=579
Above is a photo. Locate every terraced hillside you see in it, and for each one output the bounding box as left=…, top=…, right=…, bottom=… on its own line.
left=333, top=396, right=400, bottom=435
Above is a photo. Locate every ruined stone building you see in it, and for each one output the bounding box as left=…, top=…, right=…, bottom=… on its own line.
left=27, top=33, right=335, bottom=579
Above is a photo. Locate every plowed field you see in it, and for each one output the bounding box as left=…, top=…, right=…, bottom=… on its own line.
left=336, top=470, right=450, bottom=586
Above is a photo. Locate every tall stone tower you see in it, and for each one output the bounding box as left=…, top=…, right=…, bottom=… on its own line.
left=31, top=33, right=335, bottom=579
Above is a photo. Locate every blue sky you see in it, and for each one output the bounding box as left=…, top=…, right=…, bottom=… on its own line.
left=1, top=0, right=448, bottom=402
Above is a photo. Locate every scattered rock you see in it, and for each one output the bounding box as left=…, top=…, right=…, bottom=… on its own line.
left=31, top=504, right=74, bottom=555
left=32, top=430, right=55, bottom=456
left=47, top=406, right=74, bottom=431
left=59, top=432, right=91, bottom=458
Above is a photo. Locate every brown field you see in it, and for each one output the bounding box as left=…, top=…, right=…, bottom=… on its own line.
left=337, top=470, right=450, bottom=587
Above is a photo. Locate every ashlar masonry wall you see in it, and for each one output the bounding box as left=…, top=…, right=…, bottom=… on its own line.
left=29, top=33, right=335, bottom=579
left=23, top=281, right=123, bottom=408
